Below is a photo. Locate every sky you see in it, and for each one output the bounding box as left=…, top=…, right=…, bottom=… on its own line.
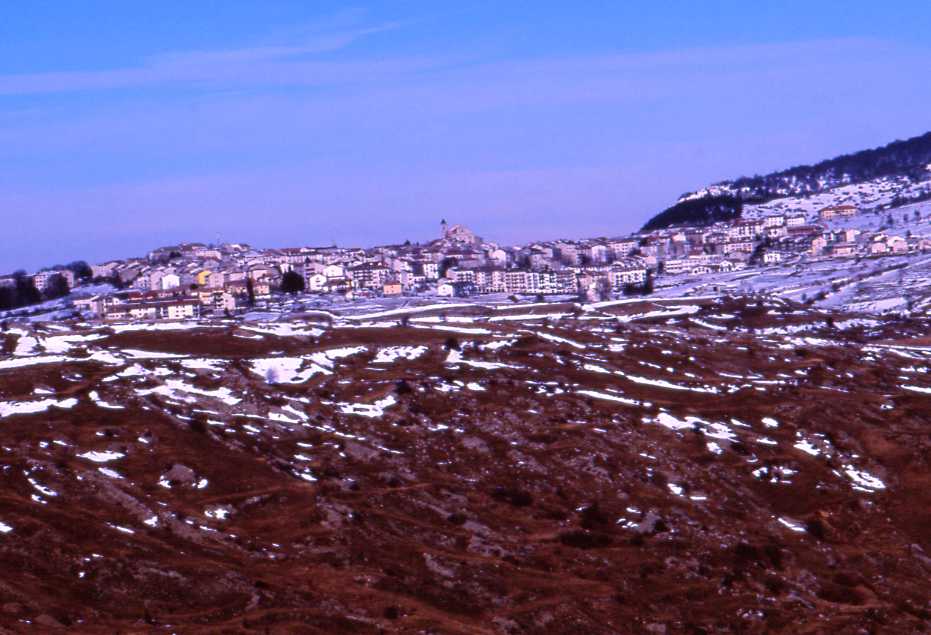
left=2, top=2, right=930, bottom=272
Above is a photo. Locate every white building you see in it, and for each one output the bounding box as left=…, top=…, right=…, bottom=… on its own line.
left=763, top=214, right=786, bottom=228
left=32, top=270, right=71, bottom=291
left=323, top=264, right=345, bottom=279
left=160, top=273, right=181, bottom=290
left=608, top=266, right=647, bottom=288
left=306, top=273, right=328, bottom=292
left=436, top=279, right=455, bottom=297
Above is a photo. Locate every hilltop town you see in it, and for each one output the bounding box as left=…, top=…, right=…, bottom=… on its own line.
left=2, top=194, right=930, bottom=325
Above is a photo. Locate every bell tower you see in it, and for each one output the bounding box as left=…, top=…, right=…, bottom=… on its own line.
left=441, top=218, right=448, bottom=239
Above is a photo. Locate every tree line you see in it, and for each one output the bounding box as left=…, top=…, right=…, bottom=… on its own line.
left=0, top=272, right=44, bottom=310
left=0, top=261, right=93, bottom=311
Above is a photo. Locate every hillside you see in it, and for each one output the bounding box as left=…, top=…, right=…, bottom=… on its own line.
left=641, top=195, right=742, bottom=232
left=643, top=130, right=931, bottom=230
left=1, top=300, right=930, bottom=632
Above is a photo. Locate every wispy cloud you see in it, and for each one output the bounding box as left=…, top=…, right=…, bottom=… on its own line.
left=0, top=20, right=403, bottom=96
left=151, top=22, right=402, bottom=67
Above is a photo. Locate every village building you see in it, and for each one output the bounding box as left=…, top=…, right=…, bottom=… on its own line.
left=383, top=282, right=403, bottom=296
left=810, top=236, right=828, bottom=256
left=722, top=240, right=755, bottom=255
left=830, top=243, right=857, bottom=258
left=349, top=263, right=390, bottom=290
left=32, top=270, right=74, bottom=291
left=608, top=265, right=647, bottom=288
left=819, top=205, right=858, bottom=221
left=198, top=290, right=237, bottom=313
left=104, top=299, right=199, bottom=321
left=763, top=251, right=785, bottom=265
left=160, top=273, right=181, bottom=290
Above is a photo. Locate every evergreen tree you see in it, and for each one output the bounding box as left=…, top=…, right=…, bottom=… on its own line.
left=0, top=286, right=14, bottom=310
left=280, top=271, right=305, bottom=295
left=43, top=273, right=70, bottom=300
left=13, top=271, right=40, bottom=307
left=66, top=261, right=93, bottom=280
left=246, top=277, right=256, bottom=307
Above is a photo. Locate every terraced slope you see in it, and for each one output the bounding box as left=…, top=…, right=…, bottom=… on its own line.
left=0, top=298, right=929, bottom=633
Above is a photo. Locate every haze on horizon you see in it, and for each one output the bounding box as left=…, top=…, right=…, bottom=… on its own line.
left=2, top=1, right=930, bottom=273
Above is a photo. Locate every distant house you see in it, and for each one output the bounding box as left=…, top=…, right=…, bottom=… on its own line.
left=323, top=264, right=345, bottom=279
left=160, top=273, right=181, bottom=290
left=116, top=265, right=141, bottom=285
left=830, top=243, right=857, bottom=258
left=447, top=268, right=476, bottom=284
left=810, top=236, right=827, bottom=256
left=662, top=258, right=694, bottom=276
left=834, top=228, right=861, bottom=243
left=765, top=225, right=788, bottom=239
left=325, top=277, right=352, bottom=294
left=723, top=240, right=754, bottom=255
left=32, top=270, right=71, bottom=291
left=473, top=268, right=506, bottom=294
left=719, top=259, right=746, bottom=272
left=726, top=221, right=764, bottom=241
left=787, top=225, right=823, bottom=243
left=197, top=290, right=236, bottom=313
left=349, top=263, right=389, bottom=290
left=306, top=273, right=328, bottom=292
left=104, top=299, right=199, bottom=321
left=504, top=270, right=529, bottom=294
left=248, top=266, right=274, bottom=281
left=869, top=233, right=907, bottom=256
left=870, top=239, right=889, bottom=255
left=587, top=244, right=610, bottom=264
left=193, top=247, right=222, bottom=260
left=609, top=239, right=639, bottom=258
left=91, top=262, right=117, bottom=279
left=226, top=279, right=270, bottom=300
left=527, top=270, right=576, bottom=295
left=487, top=248, right=509, bottom=267
left=528, top=251, right=549, bottom=270
left=383, top=282, right=403, bottom=296
left=436, top=279, right=455, bottom=297
left=73, top=295, right=103, bottom=315
left=763, top=214, right=786, bottom=228
left=555, top=242, right=580, bottom=265
left=207, top=271, right=226, bottom=289
left=888, top=236, right=908, bottom=254
left=819, top=205, right=858, bottom=221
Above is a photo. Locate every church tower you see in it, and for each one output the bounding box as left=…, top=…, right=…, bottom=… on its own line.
left=441, top=218, right=448, bottom=239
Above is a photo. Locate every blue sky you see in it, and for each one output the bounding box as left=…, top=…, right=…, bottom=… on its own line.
left=2, top=2, right=930, bottom=272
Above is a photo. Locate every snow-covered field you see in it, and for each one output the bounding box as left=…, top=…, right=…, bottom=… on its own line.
left=652, top=253, right=931, bottom=314
left=741, top=173, right=931, bottom=222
